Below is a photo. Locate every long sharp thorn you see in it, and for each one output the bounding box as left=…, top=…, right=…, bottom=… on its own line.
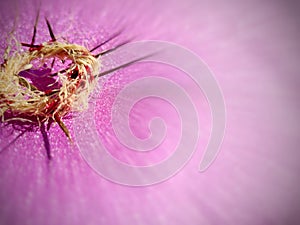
left=51, top=58, right=55, bottom=70
left=55, top=115, right=72, bottom=142
left=94, top=39, right=134, bottom=58
left=96, top=52, right=158, bottom=78
left=21, top=43, right=41, bottom=48
left=45, top=18, right=56, bottom=41
left=89, top=29, right=124, bottom=52
left=31, top=9, right=40, bottom=46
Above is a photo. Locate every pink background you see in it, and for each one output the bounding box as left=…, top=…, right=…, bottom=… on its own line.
left=0, top=0, right=300, bottom=224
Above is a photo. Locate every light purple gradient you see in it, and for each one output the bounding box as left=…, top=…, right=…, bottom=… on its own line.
left=0, top=0, right=300, bottom=225
left=74, top=40, right=225, bottom=186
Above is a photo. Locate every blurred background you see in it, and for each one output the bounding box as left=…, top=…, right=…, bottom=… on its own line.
left=0, top=0, right=300, bottom=224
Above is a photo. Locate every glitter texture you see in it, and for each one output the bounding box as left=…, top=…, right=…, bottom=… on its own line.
left=0, top=0, right=300, bottom=225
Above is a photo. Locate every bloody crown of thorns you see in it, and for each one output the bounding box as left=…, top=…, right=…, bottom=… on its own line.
left=0, top=16, right=139, bottom=140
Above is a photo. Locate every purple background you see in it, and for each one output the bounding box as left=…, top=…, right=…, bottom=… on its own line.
left=0, top=0, right=300, bottom=224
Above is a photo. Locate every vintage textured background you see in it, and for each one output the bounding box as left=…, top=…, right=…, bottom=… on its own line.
left=0, top=0, right=300, bottom=224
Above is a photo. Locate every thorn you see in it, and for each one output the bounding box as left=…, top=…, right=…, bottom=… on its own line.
left=45, top=17, right=56, bottom=41
left=51, top=58, right=55, bottom=70
left=54, top=115, right=72, bottom=142
left=96, top=51, right=158, bottom=78
left=31, top=8, right=40, bottom=46
left=94, top=38, right=134, bottom=58
left=21, top=43, right=41, bottom=48
left=89, top=29, right=124, bottom=52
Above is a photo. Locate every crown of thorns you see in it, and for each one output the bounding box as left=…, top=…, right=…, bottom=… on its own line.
left=0, top=16, right=140, bottom=141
